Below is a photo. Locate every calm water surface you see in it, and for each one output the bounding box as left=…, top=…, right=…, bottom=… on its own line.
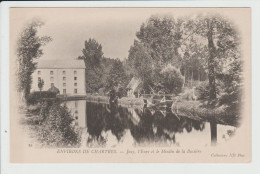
left=63, top=100, right=236, bottom=148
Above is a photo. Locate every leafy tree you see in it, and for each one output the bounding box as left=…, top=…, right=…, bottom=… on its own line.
left=100, top=57, right=118, bottom=88
left=38, top=78, right=44, bottom=98
left=136, top=15, right=183, bottom=67
left=128, top=40, right=154, bottom=93
left=179, top=35, right=208, bottom=85
left=85, top=67, right=104, bottom=93
left=128, top=15, right=185, bottom=94
left=186, top=14, right=240, bottom=102
left=17, top=19, right=52, bottom=101
left=159, top=64, right=184, bottom=94
left=38, top=78, right=44, bottom=92
left=78, top=38, right=104, bottom=93
left=217, top=53, right=242, bottom=114
left=81, top=38, right=103, bottom=68
left=106, top=59, right=128, bottom=92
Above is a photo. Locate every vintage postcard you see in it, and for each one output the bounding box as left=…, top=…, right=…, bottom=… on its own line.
left=9, top=7, right=251, bottom=163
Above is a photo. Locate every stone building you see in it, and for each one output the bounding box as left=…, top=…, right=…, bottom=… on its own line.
left=31, top=59, right=86, bottom=95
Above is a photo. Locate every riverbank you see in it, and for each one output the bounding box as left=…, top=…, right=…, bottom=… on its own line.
left=56, top=93, right=238, bottom=126
left=171, top=100, right=240, bottom=127
left=57, top=94, right=144, bottom=106
left=20, top=101, right=82, bottom=148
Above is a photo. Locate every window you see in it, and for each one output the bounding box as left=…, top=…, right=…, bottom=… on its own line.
left=63, top=71, right=66, bottom=75
left=75, top=110, right=78, bottom=114
left=50, top=71, right=53, bottom=75
left=63, top=83, right=66, bottom=87
left=38, top=77, right=41, bottom=82
left=38, top=71, right=41, bottom=75
left=74, top=70, right=77, bottom=75
left=50, top=77, right=54, bottom=81
left=51, top=83, right=54, bottom=87
left=74, top=77, right=77, bottom=80
left=75, top=101, right=78, bottom=108
left=63, top=89, right=66, bottom=94
left=74, top=89, right=77, bottom=94
left=74, top=83, right=77, bottom=87
left=63, top=77, right=66, bottom=81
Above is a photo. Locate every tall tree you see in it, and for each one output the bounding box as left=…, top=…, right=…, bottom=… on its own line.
left=81, top=38, right=103, bottom=68
left=187, top=14, right=240, bottom=102
left=38, top=78, right=44, bottom=92
left=128, top=40, right=154, bottom=92
left=106, top=59, right=128, bottom=91
left=78, top=38, right=104, bottom=92
left=136, top=15, right=183, bottom=67
left=17, top=19, right=52, bottom=101
left=179, top=35, right=208, bottom=85
left=128, top=15, right=184, bottom=93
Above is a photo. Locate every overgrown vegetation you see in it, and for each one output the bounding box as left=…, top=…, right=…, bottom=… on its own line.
left=17, top=19, right=52, bottom=102
left=105, top=59, right=129, bottom=95
left=24, top=101, right=81, bottom=147
left=27, top=91, right=57, bottom=105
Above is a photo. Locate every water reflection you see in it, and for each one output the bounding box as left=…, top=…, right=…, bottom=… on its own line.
left=64, top=100, right=87, bottom=127
left=64, top=100, right=236, bottom=147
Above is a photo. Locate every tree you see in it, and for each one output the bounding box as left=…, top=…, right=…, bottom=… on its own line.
left=128, top=15, right=185, bottom=94
left=38, top=78, right=44, bottom=92
left=81, top=38, right=103, bottom=68
left=99, top=57, right=118, bottom=89
left=128, top=40, right=154, bottom=93
left=106, top=59, right=128, bottom=93
left=179, top=35, right=208, bottom=86
left=78, top=38, right=104, bottom=93
left=186, top=14, right=240, bottom=102
left=159, top=64, right=184, bottom=94
left=17, top=19, right=52, bottom=101
left=136, top=15, right=183, bottom=67
left=217, top=52, right=242, bottom=114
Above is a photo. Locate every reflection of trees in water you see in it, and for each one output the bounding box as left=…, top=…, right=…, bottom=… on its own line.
left=86, top=102, right=107, bottom=138
left=85, top=102, right=205, bottom=146
left=129, top=108, right=206, bottom=145
left=129, top=108, right=155, bottom=143
left=86, top=102, right=131, bottom=146
left=106, top=104, right=129, bottom=141
left=87, top=135, right=106, bottom=148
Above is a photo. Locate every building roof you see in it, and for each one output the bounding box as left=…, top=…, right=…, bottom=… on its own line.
left=36, top=59, right=86, bottom=69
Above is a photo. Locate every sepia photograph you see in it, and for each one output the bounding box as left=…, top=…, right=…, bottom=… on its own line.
left=8, top=7, right=251, bottom=163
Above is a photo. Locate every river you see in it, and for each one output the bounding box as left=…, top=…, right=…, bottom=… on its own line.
left=63, top=100, right=236, bottom=148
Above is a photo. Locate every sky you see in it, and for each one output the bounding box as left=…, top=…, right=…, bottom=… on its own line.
left=10, top=8, right=249, bottom=61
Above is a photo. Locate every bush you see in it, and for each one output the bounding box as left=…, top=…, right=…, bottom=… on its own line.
left=38, top=103, right=80, bottom=147
left=27, top=91, right=57, bottom=105
left=196, top=81, right=210, bottom=100
left=218, top=81, right=242, bottom=117
left=159, top=64, right=184, bottom=94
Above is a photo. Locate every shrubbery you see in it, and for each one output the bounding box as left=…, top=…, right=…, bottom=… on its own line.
left=218, top=81, right=242, bottom=117
left=27, top=91, right=57, bottom=105
left=196, top=81, right=223, bottom=101
left=28, top=102, right=81, bottom=147
left=196, top=81, right=210, bottom=100
left=157, top=64, right=184, bottom=94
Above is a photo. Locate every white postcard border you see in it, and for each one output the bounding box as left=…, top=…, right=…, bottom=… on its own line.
left=1, top=0, right=259, bottom=174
